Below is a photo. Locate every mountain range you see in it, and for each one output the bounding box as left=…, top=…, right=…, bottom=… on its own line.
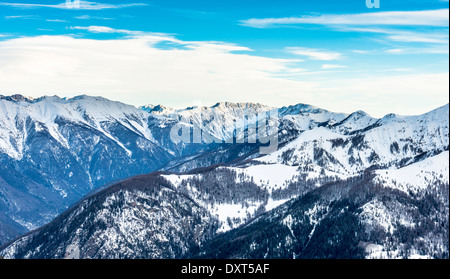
left=0, top=94, right=448, bottom=259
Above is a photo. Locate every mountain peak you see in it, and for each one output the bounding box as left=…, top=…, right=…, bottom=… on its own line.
left=0, top=94, right=36, bottom=103
left=211, top=102, right=230, bottom=108
left=383, top=113, right=398, bottom=119
left=140, top=104, right=174, bottom=115
left=279, top=103, right=328, bottom=117
left=210, top=102, right=269, bottom=110
left=348, top=110, right=371, bottom=120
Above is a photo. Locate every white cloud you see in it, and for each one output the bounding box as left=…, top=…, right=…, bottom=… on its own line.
left=385, top=48, right=405, bottom=54
left=70, top=25, right=254, bottom=51
left=4, top=15, right=39, bottom=19
left=385, top=46, right=449, bottom=55
left=70, top=25, right=136, bottom=34
left=0, top=34, right=447, bottom=117
left=241, top=9, right=449, bottom=28
left=339, top=26, right=449, bottom=44
left=46, top=19, right=68, bottom=23
left=74, top=15, right=113, bottom=20
left=387, top=32, right=448, bottom=44
left=0, top=35, right=315, bottom=109
left=352, top=50, right=370, bottom=54
left=0, top=1, right=147, bottom=10
left=321, top=64, right=347, bottom=69
left=286, top=47, right=342, bottom=61
left=241, top=10, right=449, bottom=58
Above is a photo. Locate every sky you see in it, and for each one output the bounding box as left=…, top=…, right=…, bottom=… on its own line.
left=0, top=0, right=448, bottom=117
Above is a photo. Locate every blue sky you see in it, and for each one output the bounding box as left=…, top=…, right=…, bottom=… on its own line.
left=0, top=0, right=448, bottom=116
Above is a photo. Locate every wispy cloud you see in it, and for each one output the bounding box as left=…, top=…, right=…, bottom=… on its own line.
left=385, top=48, right=405, bottom=54
left=75, top=15, right=114, bottom=20
left=286, top=47, right=342, bottom=61
left=385, top=46, right=449, bottom=55
left=46, top=19, right=68, bottom=23
left=321, top=64, right=347, bottom=69
left=352, top=50, right=370, bottom=54
left=340, top=27, right=449, bottom=44
left=243, top=9, right=449, bottom=57
left=4, top=14, right=39, bottom=19
left=240, top=9, right=449, bottom=28
left=0, top=1, right=147, bottom=10
left=69, top=25, right=255, bottom=53
left=386, top=32, right=448, bottom=44
left=342, top=26, right=449, bottom=55
left=164, top=8, right=217, bottom=19
left=70, top=25, right=138, bottom=34
left=4, top=15, right=67, bottom=23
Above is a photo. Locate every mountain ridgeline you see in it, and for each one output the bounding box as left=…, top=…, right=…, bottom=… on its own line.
left=0, top=94, right=448, bottom=259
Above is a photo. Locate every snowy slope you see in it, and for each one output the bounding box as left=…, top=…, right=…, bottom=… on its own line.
left=257, top=104, right=449, bottom=176
left=331, top=110, right=377, bottom=134
left=374, top=151, right=449, bottom=194
left=192, top=166, right=449, bottom=260
left=0, top=95, right=156, bottom=159
left=148, top=102, right=273, bottom=141
left=0, top=94, right=448, bottom=257
left=0, top=95, right=176, bottom=244
left=0, top=174, right=218, bottom=259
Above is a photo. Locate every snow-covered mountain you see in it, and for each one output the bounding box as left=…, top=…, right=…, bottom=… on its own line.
left=0, top=95, right=278, bottom=244
left=1, top=151, right=448, bottom=259
left=192, top=163, right=448, bottom=259
left=0, top=94, right=448, bottom=258
left=144, top=102, right=273, bottom=142
left=0, top=95, right=176, bottom=243
left=259, top=104, right=449, bottom=176
left=0, top=173, right=219, bottom=259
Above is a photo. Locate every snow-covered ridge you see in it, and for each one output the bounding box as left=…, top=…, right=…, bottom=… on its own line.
left=141, top=101, right=271, bottom=116
left=374, top=151, right=449, bottom=194
left=141, top=101, right=275, bottom=141
left=0, top=95, right=448, bottom=258
left=258, top=103, right=449, bottom=176
left=1, top=94, right=448, bottom=168
left=1, top=95, right=334, bottom=161
left=0, top=95, right=153, bottom=159
left=0, top=94, right=36, bottom=103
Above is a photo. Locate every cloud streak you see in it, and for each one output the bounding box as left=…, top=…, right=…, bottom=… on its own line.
left=70, top=25, right=138, bottom=34
left=74, top=15, right=114, bottom=20
left=242, top=9, right=449, bottom=57
left=321, top=64, right=347, bottom=69
left=338, top=27, right=449, bottom=44
left=286, top=47, right=342, bottom=61
left=0, top=1, right=147, bottom=10
left=240, top=9, right=449, bottom=28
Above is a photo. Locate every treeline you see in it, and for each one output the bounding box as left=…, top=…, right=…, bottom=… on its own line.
left=177, top=168, right=269, bottom=204
left=190, top=173, right=449, bottom=259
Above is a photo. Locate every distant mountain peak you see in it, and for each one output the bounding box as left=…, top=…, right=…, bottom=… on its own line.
left=351, top=110, right=370, bottom=118
left=211, top=102, right=269, bottom=110
left=382, top=113, right=398, bottom=120
left=0, top=94, right=36, bottom=103
left=279, top=103, right=328, bottom=116
left=0, top=94, right=448, bottom=258
left=140, top=104, right=174, bottom=115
